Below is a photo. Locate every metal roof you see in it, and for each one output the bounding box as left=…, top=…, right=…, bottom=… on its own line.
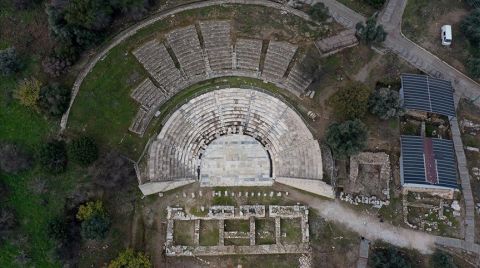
left=401, top=73, right=455, bottom=117
left=400, top=135, right=457, bottom=189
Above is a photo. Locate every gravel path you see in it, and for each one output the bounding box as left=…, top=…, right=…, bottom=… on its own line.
left=283, top=188, right=436, bottom=254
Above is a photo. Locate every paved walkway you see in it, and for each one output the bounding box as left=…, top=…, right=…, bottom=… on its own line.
left=63, top=0, right=480, bottom=255
left=307, top=0, right=478, bottom=253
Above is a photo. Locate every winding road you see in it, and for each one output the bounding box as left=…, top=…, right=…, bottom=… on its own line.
left=62, top=0, right=480, bottom=257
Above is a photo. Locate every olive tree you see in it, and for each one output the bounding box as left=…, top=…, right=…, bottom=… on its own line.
left=325, top=119, right=368, bottom=158
left=368, top=87, right=404, bottom=120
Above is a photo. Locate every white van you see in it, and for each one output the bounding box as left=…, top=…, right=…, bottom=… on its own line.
left=441, top=25, right=452, bottom=46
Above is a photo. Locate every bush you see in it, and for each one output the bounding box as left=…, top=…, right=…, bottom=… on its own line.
left=42, top=55, right=72, bottom=77
left=356, top=16, right=387, bottom=44
left=76, top=200, right=105, bottom=221
left=467, top=57, right=480, bottom=78
left=368, top=87, right=404, bottom=120
left=466, top=0, right=480, bottom=9
left=325, top=119, right=368, bottom=158
left=38, top=84, right=71, bottom=117
left=69, top=136, right=98, bottom=166
left=80, top=213, right=110, bottom=240
left=431, top=250, right=456, bottom=268
left=370, top=246, right=412, bottom=268
left=48, top=216, right=69, bottom=241
left=0, top=143, right=33, bottom=174
left=89, top=151, right=136, bottom=189
left=108, top=249, right=152, bottom=268
left=329, top=82, right=371, bottom=120
left=308, top=3, right=329, bottom=22
left=0, top=207, right=17, bottom=241
left=462, top=9, right=480, bottom=47
left=14, top=77, right=41, bottom=109
left=0, top=47, right=20, bottom=76
left=363, top=0, right=386, bottom=9
left=38, top=140, right=68, bottom=174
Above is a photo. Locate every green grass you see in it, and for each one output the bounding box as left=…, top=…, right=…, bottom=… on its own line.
left=199, top=220, right=219, bottom=246
left=224, top=220, right=250, bottom=232
left=335, top=0, right=379, bottom=17
left=173, top=221, right=195, bottom=246
left=255, top=219, right=275, bottom=245
left=281, top=218, right=302, bottom=244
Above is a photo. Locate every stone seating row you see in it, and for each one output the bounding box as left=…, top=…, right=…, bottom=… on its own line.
left=130, top=78, right=167, bottom=109
left=132, top=40, right=185, bottom=92
left=130, top=22, right=315, bottom=136
left=274, top=139, right=323, bottom=180
left=262, top=41, right=298, bottom=81
left=147, top=88, right=321, bottom=183
left=166, top=25, right=206, bottom=78
left=235, top=38, right=262, bottom=71
left=199, top=20, right=233, bottom=71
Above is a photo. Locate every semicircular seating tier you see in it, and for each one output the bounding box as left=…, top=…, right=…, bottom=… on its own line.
left=139, top=88, right=334, bottom=199
left=129, top=20, right=316, bottom=136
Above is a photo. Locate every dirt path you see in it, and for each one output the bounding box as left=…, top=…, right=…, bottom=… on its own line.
left=353, top=54, right=382, bottom=82
left=277, top=186, right=436, bottom=254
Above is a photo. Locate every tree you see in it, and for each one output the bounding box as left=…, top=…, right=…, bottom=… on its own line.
left=48, top=216, right=69, bottom=241
left=0, top=207, right=16, bottom=241
left=38, top=84, right=71, bottom=117
left=466, top=0, right=480, bottom=9
left=14, top=77, right=41, bottom=110
left=80, top=213, right=110, bottom=239
left=0, top=47, right=20, bottom=76
left=38, top=140, right=68, bottom=174
left=368, top=87, right=404, bottom=120
left=89, top=151, right=136, bottom=189
left=462, top=9, right=480, bottom=47
left=325, top=119, right=368, bottom=158
left=0, top=142, right=33, bottom=174
left=467, top=57, right=480, bottom=78
left=108, top=249, right=152, bottom=268
left=69, top=136, right=98, bottom=166
left=76, top=200, right=105, bottom=221
left=356, top=16, right=387, bottom=44
left=431, top=250, right=456, bottom=268
left=308, top=3, right=329, bottom=22
left=329, top=82, right=371, bottom=120
left=370, top=246, right=412, bottom=268
left=363, top=0, right=385, bottom=9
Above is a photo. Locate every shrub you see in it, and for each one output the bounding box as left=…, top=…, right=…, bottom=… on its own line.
left=466, top=0, right=480, bottom=9
left=462, top=9, right=480, bottom=47
left=38, top=140, right=68, bottom=174
left=69, top=136, right=98, bottom=166
left=370, top=246, right=412, bottom=268
left=363, top=0, right=386, bottom=9
left=0, top=143, right=33, bottom=174
left=42, top=55, right=72, bottom=77
left=14, top=77, right=41, bottom=109
left=14, top=0, right=41, bottom=10
left=356, top=16, right=387, bottom=44
left=308, top=3, right=329, bottom=22
left=431, top=250, right=456, bottom=268
left=368, top=87, right=404, bottom=120
left=325, top=119, right=368, bottom=158
left=76, top=200, right=105, bottom=221
left=329, top=82, right=371, bottom=120
left=80, top=213, right=110, bottom=240
left=108, top=249, right=152, bottom=268
left=467, top=57, right=480, bottom=78
left=89, top=151, right=136, bottom=189
left=0, top=207, right=17, bottom=241
left=0, top=47, right=20, bottom=76
left=48, top=216, right=69, bottom=241
left=38, top=84, right=71, bottom=117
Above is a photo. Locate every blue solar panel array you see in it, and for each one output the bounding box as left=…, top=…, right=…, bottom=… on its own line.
left=400, top=135, right=458, bottom=189
left=401, top=74, right=455, bottom=117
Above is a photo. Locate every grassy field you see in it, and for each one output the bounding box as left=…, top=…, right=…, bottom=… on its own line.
left=402, top=0, right=473, bottom=76
left=67, top=4, right=327, bottom=160
left=335, top=0, right=380, bottom=17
